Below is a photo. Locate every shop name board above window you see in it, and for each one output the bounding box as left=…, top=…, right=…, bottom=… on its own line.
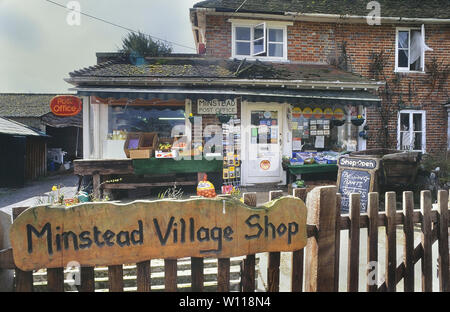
left=197, top=99, right=238, bottom=115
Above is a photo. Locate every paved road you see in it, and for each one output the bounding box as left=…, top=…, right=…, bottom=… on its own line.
left=0, top=173, right=79, bottom=217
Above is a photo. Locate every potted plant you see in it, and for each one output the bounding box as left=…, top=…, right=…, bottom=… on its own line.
left=351, top=115, right=365, bottom=126
left=188, top=113, right=195, bottom=124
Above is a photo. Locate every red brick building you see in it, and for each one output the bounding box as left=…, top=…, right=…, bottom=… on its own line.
left=191, top=0, right=450, bottom=154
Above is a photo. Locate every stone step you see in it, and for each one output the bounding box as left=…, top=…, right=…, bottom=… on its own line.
left=31, top=256, right=259, bottom=292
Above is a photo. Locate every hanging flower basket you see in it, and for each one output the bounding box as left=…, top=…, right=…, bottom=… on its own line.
left=332, top=119, right=346, bottom=127
left=217, top=114, right=232, bottom=123
left=351, top=117, right=365, bottom=126
left=188, top=116, right=195, bottom=124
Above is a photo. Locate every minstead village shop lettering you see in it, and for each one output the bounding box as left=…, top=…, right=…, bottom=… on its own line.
left=11, top=198, right=307, bottom=271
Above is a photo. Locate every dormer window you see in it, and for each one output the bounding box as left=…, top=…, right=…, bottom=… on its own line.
left=231, top=20, right=289, bottom=60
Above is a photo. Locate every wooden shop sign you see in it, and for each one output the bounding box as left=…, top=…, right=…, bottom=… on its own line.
left=337, top=156, right=380, bottom=213
left=50, top=95, right=82, bottom=116
left=10, top=197, right=307, bottom=271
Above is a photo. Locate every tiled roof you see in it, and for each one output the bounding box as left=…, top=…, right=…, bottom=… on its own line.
left=68, top=57, right=375, bottom=84
left=194, top=0, right=450, bottom=19
left=0, top=93, right=69, bottom=118
left=0, top=117, right=46, bottom=137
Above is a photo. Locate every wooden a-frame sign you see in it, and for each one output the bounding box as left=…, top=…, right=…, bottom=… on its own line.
left=337, top=156, right=380, bottom=213
left=10, top=197, right=307, bottom=271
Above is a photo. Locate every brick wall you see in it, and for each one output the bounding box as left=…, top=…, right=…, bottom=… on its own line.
left=204, top=15, right=450, bottom=154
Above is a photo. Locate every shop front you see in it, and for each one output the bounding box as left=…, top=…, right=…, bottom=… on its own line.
left=71, top=88, right=380, bottom=197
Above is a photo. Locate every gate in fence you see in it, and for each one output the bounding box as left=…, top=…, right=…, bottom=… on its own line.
left=0, top=186, right=448, bottom=292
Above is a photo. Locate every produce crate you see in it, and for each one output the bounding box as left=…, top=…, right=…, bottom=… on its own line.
left=139, top=132, right=159, bottom=157
left=124, top=132, right=143, bottom=158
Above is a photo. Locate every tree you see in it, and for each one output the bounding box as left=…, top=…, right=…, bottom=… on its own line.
left=119, top=31, right=172, bottom=57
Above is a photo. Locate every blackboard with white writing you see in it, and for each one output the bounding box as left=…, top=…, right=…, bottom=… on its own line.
left=338, top=169, right=371, bottom=213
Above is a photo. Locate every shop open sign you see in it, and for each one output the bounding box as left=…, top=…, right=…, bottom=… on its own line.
left=50, top=95, right=82, bottom=117
left=10, top=197, right=307, bottom=271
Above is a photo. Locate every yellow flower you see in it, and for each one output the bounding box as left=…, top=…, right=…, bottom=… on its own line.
left=189, top=113, right=193, bottom=117
left=52, top=185, right=58, bottom=192
left=357, top=115, right=363, bottom=119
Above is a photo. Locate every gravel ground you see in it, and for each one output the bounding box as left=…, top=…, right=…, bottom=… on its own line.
left=0, top=173, right=79, bottom=217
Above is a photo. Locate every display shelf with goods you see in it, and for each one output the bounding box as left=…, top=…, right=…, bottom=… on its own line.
left=221, top=117, right=241, bottom=195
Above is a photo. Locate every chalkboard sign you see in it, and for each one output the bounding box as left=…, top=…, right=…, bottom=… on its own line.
left=338, top=169, right=371, bottom=213
left=337, top=156, right=380, bottom=213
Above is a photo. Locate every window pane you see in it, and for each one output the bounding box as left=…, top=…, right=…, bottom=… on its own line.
left=400, top=113, right=410, bottom=131
left=413, top=113, right=422, bottom=131
left=236, top=42, right=250, bottom=55
left=269, top=43, right=283, bottom=57
left=414, top=132, right=422, bottom=150
left=398, top=31, right=409, bottom=48
left=400, top=131, right=412, bottom=150
left=269, top=29, right=283, bottom=43
left=236, top=27, right=250, bottom=40
left=253, top=38, right=264, bottom=55
left=410, top=30, right=422, bottom=70
left=398, top=49, right=409, bottom=68
left=254, top=24, right=264, bottom=40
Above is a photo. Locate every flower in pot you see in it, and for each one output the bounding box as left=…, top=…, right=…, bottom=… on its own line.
left=351, top=115, right=365, bottom=126
left=188, top=113, right=195, bottom=124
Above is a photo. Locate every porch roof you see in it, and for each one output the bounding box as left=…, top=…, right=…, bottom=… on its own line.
left=73, top=86, right=381, bottom=107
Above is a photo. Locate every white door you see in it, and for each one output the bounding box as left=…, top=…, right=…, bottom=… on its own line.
left=244, top=104, right=283, bottom=184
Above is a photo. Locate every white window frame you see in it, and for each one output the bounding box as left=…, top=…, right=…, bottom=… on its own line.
left=397, top=110, right=426, bottom=153
left=395, top=27, right=426, bottom=73
left=231, top=21, right=289, bottom=61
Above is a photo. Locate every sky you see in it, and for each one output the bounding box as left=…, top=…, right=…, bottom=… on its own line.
left=0, top=0, right=200, bottom=93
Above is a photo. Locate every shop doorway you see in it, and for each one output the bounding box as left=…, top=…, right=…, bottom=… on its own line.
left=243, top=104, right=283, bottom=185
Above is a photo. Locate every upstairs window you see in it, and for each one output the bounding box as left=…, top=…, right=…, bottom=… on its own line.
left=395, top=26, right=433, bottom=72
left=232, top=22, right=286, bottom=60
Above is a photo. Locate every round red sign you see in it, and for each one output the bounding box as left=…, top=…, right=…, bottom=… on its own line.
left=50, top=96, right=82, bottom=117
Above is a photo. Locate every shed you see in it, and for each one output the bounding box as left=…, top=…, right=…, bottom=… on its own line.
left=0, top=117, right=48, bottom=187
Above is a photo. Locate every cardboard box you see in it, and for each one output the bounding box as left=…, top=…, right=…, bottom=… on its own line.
left=155, top=150, right=178, bottom=159
left=129, top=149, right=151, bottom=159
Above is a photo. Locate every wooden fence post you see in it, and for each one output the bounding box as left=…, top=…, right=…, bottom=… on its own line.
left=267, top=190, right=283, bottom=292
left=217, top=258, right=230, bottom=292
left=164, top=259, right=177, bottom=292
left=291, top=188, right=307, bottom=292
left=367, top=192, right=379, bottom=292
left=403, top=191, right=415, bottom=292
left=242, top=192, right=257, bottom=292
left=421, top=190, right=433, bottom=292
left=347, top=193, right=360, bottom=292
left=136, top=260, right=151, bottom=292
left=334, top=193, right=341, bottom=292
left=304, top=186, right=337, bottom=292
left=80, top=267, right=95, bottom=292
left=108, top=265, right=124, bottom=292
left=385, top=191, right=397, bottom=292
left=437, top=190, right=449, bottom=292
left=191, top=257, right=204, bottom=292
left=13, top=207, right=33, bottom=292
